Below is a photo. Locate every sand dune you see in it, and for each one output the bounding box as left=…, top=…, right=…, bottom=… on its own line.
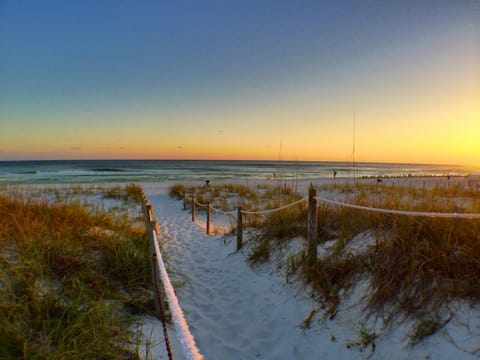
left=139, top=181, right=480, bottom=359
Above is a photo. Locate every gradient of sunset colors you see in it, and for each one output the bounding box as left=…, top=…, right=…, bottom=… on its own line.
left=0, top=1, right=479, bottom=165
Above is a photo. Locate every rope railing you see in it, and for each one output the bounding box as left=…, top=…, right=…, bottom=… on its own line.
left=182, top=192, right=235, bottom=214
left=182, top=192, right=236, bottom=235
left=185, top=192, right=308, bottom=216
left=195, top=197, right=307, bottom=216
left=315, top=196, right=480, bottom=219
left=142, top=191, right=203, bottom=360
left=193, top=198, right=209, bottom=208
left=180, top=185, right=480, bottom=265
left=152, top=229, right=204, bottom=360
left=181, top=191, right=232, bottom=215
left=240, top=196, right=307, bottom=215
left=209, top=205, right=236, bottom=215
left=184, top=190, right=309, bottom=251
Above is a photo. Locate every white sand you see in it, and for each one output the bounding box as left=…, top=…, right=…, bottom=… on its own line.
left=139, top=181, right=480, bottom=360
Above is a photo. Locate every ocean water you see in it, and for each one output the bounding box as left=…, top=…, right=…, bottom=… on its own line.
left=0, top=160, right=472, bottom=185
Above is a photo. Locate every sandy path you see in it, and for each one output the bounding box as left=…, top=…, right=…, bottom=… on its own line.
left=142, top=184, right=480, bottom=360
left=145, top=190, right=351, bottom=359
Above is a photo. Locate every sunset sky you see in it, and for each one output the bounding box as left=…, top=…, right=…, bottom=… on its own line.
left=0, top=1, right=479, bottom=165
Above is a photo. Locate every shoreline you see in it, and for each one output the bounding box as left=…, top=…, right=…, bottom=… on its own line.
left=1, top=159, right=475, bottom=186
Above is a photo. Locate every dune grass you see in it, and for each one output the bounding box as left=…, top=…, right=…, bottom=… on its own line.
left=101, top=183, right=144, bottom=205
left=304, top=181, right=480, bottom=341
left=170, top=179, right=480, bottom=343
left=246, top=204, right=307, bottom=265
left=0, top=184, right=152, bottom=359
left=169, top=182, right=302, bottom=214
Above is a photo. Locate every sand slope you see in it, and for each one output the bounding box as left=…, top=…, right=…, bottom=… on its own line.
left=141, top=183, right=480, bottom=359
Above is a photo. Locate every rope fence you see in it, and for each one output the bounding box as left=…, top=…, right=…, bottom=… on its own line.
left=181, top=185, right=480, bottom=263
left=182, top=189, right=309, bottom=251
left=209, top=205, right=236, bottom=215
left=183, top=192, right=238, bottom=236
left=152, top=229, right=203, bottom=360
left=239, top=196, right=307, bottom=215
left=193, top=199, right=209, bottom=208
left=141, top=190, right=203, bottom=360
left=315, top=196, right=480, bottom=219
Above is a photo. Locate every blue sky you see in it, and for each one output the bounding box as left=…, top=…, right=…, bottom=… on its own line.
left=1, top=1, right=479, bottom=164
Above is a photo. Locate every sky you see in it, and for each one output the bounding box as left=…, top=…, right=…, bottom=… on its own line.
left=0, top=1, right=479, bottom=165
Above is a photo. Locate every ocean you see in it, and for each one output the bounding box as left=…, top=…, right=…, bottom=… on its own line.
left=0, top=160, right=473, bottom=185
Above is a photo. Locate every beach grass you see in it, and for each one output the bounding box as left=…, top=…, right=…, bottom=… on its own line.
left=306, top=182, right=480, bottom=340
left=171, top=179, right=480, bottom=343
left=0, top=184, right=152, bottom=359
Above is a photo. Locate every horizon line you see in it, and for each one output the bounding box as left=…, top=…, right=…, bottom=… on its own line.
left=0, top=158, right=472, bottom=168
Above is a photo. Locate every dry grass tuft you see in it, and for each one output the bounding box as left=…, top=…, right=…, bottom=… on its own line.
left=0, top=184, right=152, bottom=359
left=311, top=181, right=480, bottom=339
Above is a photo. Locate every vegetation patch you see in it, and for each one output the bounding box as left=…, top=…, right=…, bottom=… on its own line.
left=170, top=180, right=480, bottom=346
left=0, top=184, right=152, bottom=359
left=346, top=322, right=377, bottom=354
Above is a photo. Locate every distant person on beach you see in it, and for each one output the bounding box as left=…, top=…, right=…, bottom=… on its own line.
left=333, top=170, right=337, bottom=179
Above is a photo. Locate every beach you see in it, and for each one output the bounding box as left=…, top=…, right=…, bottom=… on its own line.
left=3, top=0, right=478, bottom=356
left=3, top=1, right=479, bottom=357
left=2, top=174, right=480, bottom=359
left=138, top=178, right=480, bottom=359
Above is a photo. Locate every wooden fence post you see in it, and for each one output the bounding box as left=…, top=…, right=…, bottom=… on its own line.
left=206, top=202, right=211, bottom=235
left=237, top=207, right=243, bottom=251
left=146, top=204, right=153, bottom=222
left=183, top=193, right=187, bottom=210
left=191, top=195, right=195, bottom=222
left=147, top=218, right=160, bottom=317
left=146, top=205, right=154, bottom=260
left=307, top=186, right=318, bottom=265
left=143, top=203, right=152, bottom=232
left=141, top=194, right=145, bottom=215
left=141, top=197, right=146, bottom=220
left=148, top=204, right=153, bottom=220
